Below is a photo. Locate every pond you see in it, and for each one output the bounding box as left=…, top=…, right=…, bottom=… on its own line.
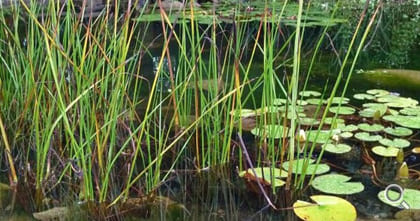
left=0, top=0, right=419, bottom=220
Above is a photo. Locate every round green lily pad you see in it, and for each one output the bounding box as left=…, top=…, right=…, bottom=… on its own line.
left=273, top=98, right=288, bottom=106
left=379, top=138, right=410, bottom=148
left=255, top=106, right=283, bottom=115
left=306, top=98, right=327, bottom=105
left=299, top=90, right=321, bottom=97
left=384, top=127, right=413, bottom=137
left=329, top=97, right=350, bottom=105
left=372, top=146, right=400, bottom=157
left=383, top=115, right=420, bottom=129
left=329, top=106, right=356, bottom=115
left=282, top=111, right=306, bottom=119
left=354, top=132, right=382, bottom=142
left=378, top=188, right=420, bottom=209
left=324, top=117, right=345, bottom=125
left=353, top=93, right=375, bottom=100
left=282, top=159, right=330, bottom=175
left=339, top=132, right=353, bottom=139
left=306, top=130, right=335, bottom=144
left=251, top=125, right=289, bottom=139
left=357, top=123, right=384, bottom=132
left=312, top=174, right=364, bottom=195
left=239, top=167, right=287, bottom=188
left=359, top=103, right=387, bottom=118
left=322, top=143, right=352, bottom=154
left=400, top=106, right=420, bottom=116
left=293, top=195, right=357, bottom=221
left=378, top=96, right=419, bottom=108
left=366, top=89, right=389, bottom=96
left=230, top=109, right=256, bottom=118
left=337, top=124, right=358, bottom=132
left=298, top=117, right=320, bottom=126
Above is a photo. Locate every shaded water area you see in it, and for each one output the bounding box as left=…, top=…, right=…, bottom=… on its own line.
left=1, top=0, right=420, bottom=220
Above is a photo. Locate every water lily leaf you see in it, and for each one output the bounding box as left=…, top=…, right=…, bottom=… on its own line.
left=329, top=106, right=356, bottom=115
left=384, top=127, right=413, bottom=137
left=337, top=124, right=358, bottom=132
left=255, top=106, right=283, bottom=115
left=299, top=90, right=321, bottom=97
left=372, top=146, right=400, bottom=157
left=251, top=125, right=289, bottom=139
left=354, top=132, right=382, bottom=142
left=378, top=96, right=419, bottom=108
left=306, top=130, right=338, bottom=144
left=273, top=98, right=288, bottom=106
left=282, top=111, right=306, bottom=119
left=379, top=138, right=410, bottom=148
left=312, top=174, right=364, bottom=195
left=298, top=117, right=320, bottom=126
left=324, top=117, right=345, bottom=125
left=353, top=93, right=375, bottom=100
left=306, top=98, right=327, bottom=105
left=293, top=195, right=357, bottom=221
left=282, top=159, right=330, bottom=175
left=357, top=123, right=384, bottom=132
left=339, top=132, right=353, bottom=139
left=329, top=97, right=350, bottom=105
left=366, top=89, right=389, bottom=96
left=400, top=106, right=420, bottom=116
left=383, top=115, right=420, bottom=129
left=239, top=167, right=287, bottom=188
left=230, top=109, right=256, bottom=118
left=378, top=188, right=420, bottom=209
left=322, top=143, right=352, bottom=154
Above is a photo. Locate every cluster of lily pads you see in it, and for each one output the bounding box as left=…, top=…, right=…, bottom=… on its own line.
left=236, top=89, right=420, bottom=220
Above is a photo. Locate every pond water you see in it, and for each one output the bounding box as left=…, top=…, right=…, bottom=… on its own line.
left=1, top=1, right=420, bottom=221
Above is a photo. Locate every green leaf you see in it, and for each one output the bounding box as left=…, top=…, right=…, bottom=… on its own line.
left=251, top=125, right=289, bottom=139
left=372, top=146, right=400, bottom=157
left=230, top=109, right=256, bottom=118
left=238, top=167, right=287, bottom=188
left=400, top=106, right=420, bottom=116
left=293, top=195, right=357, bottom=221
left=383, top=115, right=420, bottom=129
left=306, top=98, right=327, bottom=105
left=306, top=130, right=337, bottom=144
left=299, top=90, right=321, bottom=97
left=379, top=138, right=410, bottom=148
left=329, top=106, right=356, bottom=115
left=273, top=98, right=288, bottom=106
left=298, top=117, right=320, bottom=126
left=366, top=89, right=389, bottom=96
left=378, top=96, right=419, bottom=108
left=282, top=159, right=330, bottom=175
left=337, top=124, right=358, bottom=132
left=324, top=117, right=345, bottom=125
left=378, top=188, right=420, bottom=209
left=312, top=174, right=364, bottom=195
left=339, top=132, right=353, bottom=139
left=329, top=97, right=350, bottom=105
left=354, top=132, right=382, bottom=142
left=384, top=127, right=413, bottom=137
left=357, top=123, right=384, bottom=132
left=353, top=93, right=375, bottom=100
left=322, top=143, right=352, bottom=154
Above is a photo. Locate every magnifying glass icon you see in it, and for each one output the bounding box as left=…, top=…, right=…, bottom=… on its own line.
left=384, top=184, right=410, bottom=209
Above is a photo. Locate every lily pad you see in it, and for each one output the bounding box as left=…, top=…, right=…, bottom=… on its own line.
left=293, top=195, right=357, bottom=221
left=354, top=132, right=382, bottom=142
left=299, top=90, right=321, bottom=97
left=384, top=127, right=413, bottom=137
left=339, top=132, right=353, bottom=139
left=273, top=98, right=288, bottom=106
left=357, top=123, right=384, bottom=132
left=359, top=103, right=387, bottom=118
left=298, top=117, right=320, bottom=126
left=353, top=93, right=375, bottom=100
left=329, top=106, right=356, bottom=115
left=372, top=146, right=400, bottom=157
left=306, top=98, right=327, bottom=105
left=282, top=159, right=330, bottom=175
left=322, top=143, right=352, bottom=154
left=251, top=125, right=289, bottom=139
left=312, top=174, right=364, bottom=195
left=306, top=130, right=338, bottom=144
left=379, top=138, right=410, bottom=148
left=337, top=124, right=358, bottom=132
left=324, top=117, right=345, bottom=125
left=400, top=106, right=420, bottom=116
left=230, top=109, right=257, bottom=118
left=329, top=97, right=350, bottom=105
left=366, top=89, right=389, bottom=96
left=378, top=188, right=420, bottom=209
left=239, top=167, right=287, bottom=188
left=383, top=115, right=420, bottom=129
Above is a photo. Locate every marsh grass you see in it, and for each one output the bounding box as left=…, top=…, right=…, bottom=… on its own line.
left=0, top=0, right=381, bottom=218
